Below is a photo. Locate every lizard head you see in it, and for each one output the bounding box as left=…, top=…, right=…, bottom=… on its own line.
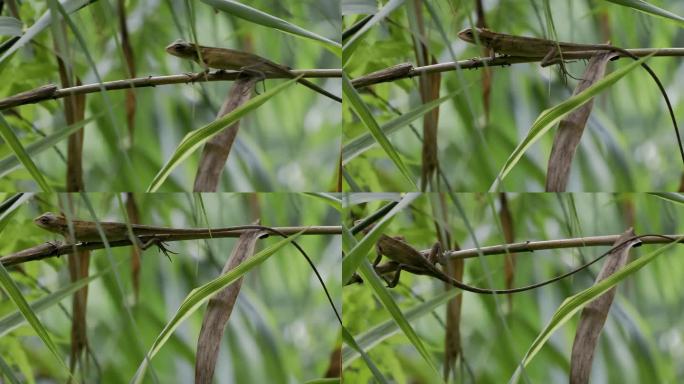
left=34, top=212, right=64, bottom=232
left=457, top=27, right=490, bottom=44
left=165, top=39, right=199, bottom=60
left=457, top=28, right=476, bottom=43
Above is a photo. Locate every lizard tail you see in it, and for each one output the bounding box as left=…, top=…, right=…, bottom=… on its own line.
left=295, top=78, right=342, bottom=103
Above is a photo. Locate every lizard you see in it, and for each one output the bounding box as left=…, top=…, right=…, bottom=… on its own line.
left=457, top=27, right=684, bottom=166
left=34, top=211, right=343, bottom=324
left=165, top=39, right=341, bottom=103
left=353, top=231, right=644, bottom=295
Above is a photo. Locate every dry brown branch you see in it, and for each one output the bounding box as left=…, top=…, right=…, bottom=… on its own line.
left=0, top=69, right=340, bottom=110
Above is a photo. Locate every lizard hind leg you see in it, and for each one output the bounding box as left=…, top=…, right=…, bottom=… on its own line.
left=135, top=237, right=177, bottom=262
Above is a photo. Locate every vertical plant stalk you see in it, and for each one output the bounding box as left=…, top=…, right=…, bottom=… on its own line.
left=195, top=224, right=266, bottom=384
left=53, top=22, right=88, bottom=378
left=125, top=193, right=142, bottom=301
left=193, top=78, right=257, bottom=191
left=569, top=227, right=642, bottom=384
left=411, top=0, right=441, bottom=191
left=117, top=0, right=137, bottom=144
left=545, top=51, right=613, bottom=191
left=498, top=193, right=516, bottom=311
left=474, top=0, right=492, bottom=121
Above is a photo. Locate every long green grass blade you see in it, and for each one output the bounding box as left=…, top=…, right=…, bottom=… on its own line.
left=0, top=0, right=92, bottom=63
left=0, top=115, right=52, bottom=191
left=510, top=240, right=679, bottom=383
left=200, top=0, right=341, bottom=53
left=0, top=17, right=22, bottom=37
left=342, top=0, right=405, bottom=65
left=341, top=326, right=388, bottom=384
left=131, top=231, right=304, bottom=384
left=357, top=259, right=440, bottom=377
left=0, top=115, right=97, bottom=177
left=342, top=74, right=416, bottom=189
left=342, top=287, right=462, bottom=367
left=490, top=54, right=653, bottom=191
left=0, top=271, right=107, bottom=337
left=146, top=77, right=299, bottom=192
left=0, top=263, right=73, bottom=381
left=342, top=86, right=467, bottom=163
left=603, top=0, right=684, bottom=24
left=0, top=355, right=21, bottom=384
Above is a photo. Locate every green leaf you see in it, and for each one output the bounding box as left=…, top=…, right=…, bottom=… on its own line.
left=0, top=0, right=93, bottom=63
left=342, top=86, right=468, bottom=164
left=0, top=271, right=107, bottom=337
left=510, top=240, right=680, bottom=383
left=0, top=263, right=72, bottom=381
left=0, top=17, right=22, bottom=37
left=146, top=77, right=299, bottom=192
left=603, top=0, right=684, bottom=25
left=341, top=326, right=388, bottom=384
left=490, top=54, right=653, bottom=191
left=342, top=74, right=416, bottom=189
left=0, top=114, right=52, bottom=192
left=0, top=115, right=97, bottom=178
left=131, top=231, right=304, bottom=384
left=200, top=0, right=341, bottom=54
left=648, top=192, right=684, bottom=205
left=342, top=287, right=462, bottom=367
left=342, top=0, right=405, bottom=65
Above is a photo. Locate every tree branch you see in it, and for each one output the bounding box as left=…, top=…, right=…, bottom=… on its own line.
left=352, top=48, right=684, bottom=88
left=1, top=226, right=341, bottom=266
left=444, top=234, right=684, bottom=260
left=0, top=69, right=341, bottom=110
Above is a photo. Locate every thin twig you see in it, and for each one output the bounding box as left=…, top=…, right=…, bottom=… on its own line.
left=445, top=234, right=684, bottom=260
left=0, top=69, right=341, bottom=110
left=0, top=226, right=340, bottom=266
left=352, top=48, right=684, bottom=88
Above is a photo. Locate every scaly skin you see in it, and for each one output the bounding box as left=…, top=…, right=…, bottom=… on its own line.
left=165, top=39, right=341, bottom=102
left=34, top=212, right=264, bottom=243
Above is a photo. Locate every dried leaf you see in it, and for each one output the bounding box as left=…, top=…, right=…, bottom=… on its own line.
left=193, top=78, right=257, bottom=192
left=546, top=51, right=615, bottom=191
left=195, top=223, right=266, bottom=384
left=569, top=227, right=642, bottom=384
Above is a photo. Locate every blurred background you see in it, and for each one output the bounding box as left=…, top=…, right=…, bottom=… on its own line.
left=0, top=192, right=341, bottom=383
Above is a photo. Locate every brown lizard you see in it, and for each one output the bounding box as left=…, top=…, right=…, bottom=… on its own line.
left=165, top=39, right=341, bottom=103
left=361, top=232, right=645, bottom=295
left=457, top=27, right=683, bottom=166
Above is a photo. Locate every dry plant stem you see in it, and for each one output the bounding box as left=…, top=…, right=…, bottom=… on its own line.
left=0, top=69, right=340, bottom=110
left=0, top=226, right=340, bottom=267
left=569, top=228, right=640, bottom=384
left=445, top=234, right=684, bottom=260
left=546, top=52, right=613, bottom=191
left=195, top=226, right=265, bottom=384
left=351, top=48, right=684, bottom=89
left=193, top=78, right=256, bottom=191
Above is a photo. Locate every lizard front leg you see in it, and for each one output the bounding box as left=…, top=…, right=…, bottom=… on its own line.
left=427, top=241, right=443, bottom=265
left=134, top=237, right=177, bottom=261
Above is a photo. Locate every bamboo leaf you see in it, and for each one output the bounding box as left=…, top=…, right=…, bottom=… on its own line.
left=342, top=74, right=416, bottom=189
left=603, top=0, right=684, bottom=25
left=0, top=115, right=52, bottom=191
left=200, top=0, right=341, bottom=54
left=0, top=115, right=97, bottom=177
left=490, top=54, right=653, bottom=191
left=131, top=231, right=304, bottom=384
left=342, top=86, right=467, bottom=164
left=0, top=0, right=93, bottom=63
left=146, top=77, right=299, bottom=192
left=0, top=263, right=72, bottom=381
left=510, top=240, right=679, bottom=383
